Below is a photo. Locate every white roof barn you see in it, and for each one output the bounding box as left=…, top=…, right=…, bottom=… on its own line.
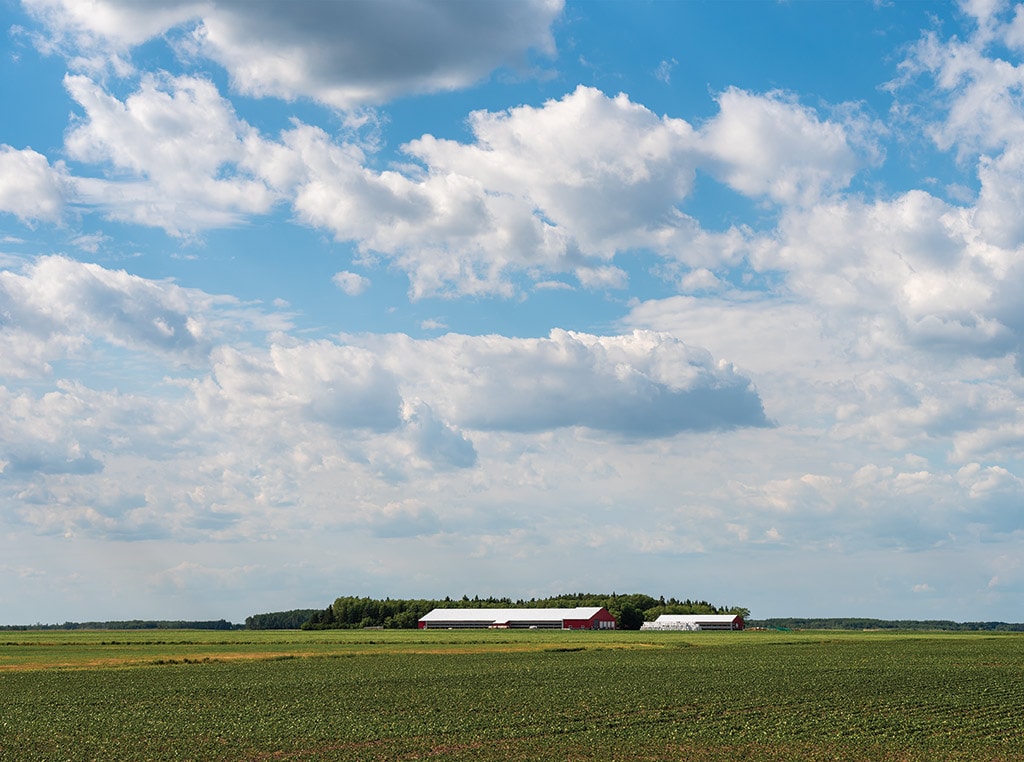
left=418, top=606, right=616, bottom=630
left=640, top=614, right=745, bottom=631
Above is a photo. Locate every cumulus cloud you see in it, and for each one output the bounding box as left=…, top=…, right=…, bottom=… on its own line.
left=277, top=86, right=704, bottom=297
left=359, top=329, right=770, bottom=436
left=0, top=255, right=284, bottom=374
left=191, top=328, right=768, bottom=446
left=895, top=4, right=1024, bottom=252
left=402, top=400, right=477, bottom=470
left=64, top=73, right=278, bottom=234
left=23, top=0, right=207, bottom=53
left=1, top=258, right=768, bottom=474
left=0, top=255, right=212, bottom=364
left=699, top=88, right=864, bottom=206
left=975, top=146, right=1024, bottom=248
left=197, top=342, right=405, bottom=433
left=900, top=18, right=1024, bottom=158
left=332, top=271, right=370, bottom=296
left=678, top=268, right=723, bottom=293
left=0, top=146, right=68, bottom=222
left=25, top=0, right=563, bottom=107
left=721, top=459, right=1024, bottom=552
left=405, top=86, right=700, bottom=256
left=622, top=295, right=835, bottom=380
left=0, top=380, right=207, bottom=542
left=890, top=11, right=1024, bottom=365
left=737, top=187, right=1024, bottom=370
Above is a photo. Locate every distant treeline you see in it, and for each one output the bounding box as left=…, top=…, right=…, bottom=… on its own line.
left=0, top=619, right=239, bottom=631
left=244, top=610, right=321, bottom=630
left=749, top=618, right=1024, bottom=632
left=245, top=593, right=750, bottom=631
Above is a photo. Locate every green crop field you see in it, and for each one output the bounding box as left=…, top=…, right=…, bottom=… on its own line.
left=2, top=629, right=1022, bottom=761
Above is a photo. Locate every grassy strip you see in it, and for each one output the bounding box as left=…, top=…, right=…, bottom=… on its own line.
left=0, top=629, right=669, bottom=671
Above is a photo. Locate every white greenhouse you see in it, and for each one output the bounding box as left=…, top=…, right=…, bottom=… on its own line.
left=640, top=614, right=745, bottom=631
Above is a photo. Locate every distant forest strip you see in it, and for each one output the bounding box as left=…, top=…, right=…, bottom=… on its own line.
left=749, top=618, right=1024, bottom=632
left=0, top=619, right=239, bottom=631
left=248, top=593, right=750, bottom=630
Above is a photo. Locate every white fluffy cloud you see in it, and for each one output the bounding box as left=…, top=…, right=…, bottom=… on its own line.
left=761, top=190, right=1024, bottom=369
left=274, top=87, right=704, bottom=296
left=975, top=144, right=1024, bottom=248
left=903, top=21, right=1024, bottom=158
left=198, top=341, right=405, bottom=433
left=23, top=0, right=207, bottom=51
left=700, top=88, right=864, bottom=205
left=1, top=255, right=211, bottom=363
left=332, top=271, right=370, bottom=296
left=720, top=459, right=1024, bottom=552
left=401, top=400, right=477, bottom=471
left=63, top=74, right=278, bottom=234
left=896, top=4, right=1024, bottom=252
left=0, top=255, right=287, bottom=375
left=0, top=145, right=68, bottom=222
left=406, top=86, right=700, bottom=255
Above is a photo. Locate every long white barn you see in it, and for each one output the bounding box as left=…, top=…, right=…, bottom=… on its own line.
left=418, top=606, right=616, bottom=630
left=640, top=614, right=745, bottom=631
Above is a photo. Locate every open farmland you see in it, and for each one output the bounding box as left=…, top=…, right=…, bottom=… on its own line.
left=2, top=629, right=1023, bottom=761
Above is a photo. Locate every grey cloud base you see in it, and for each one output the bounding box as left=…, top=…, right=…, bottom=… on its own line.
left=25, top=0, right=562, bottom=108
left=356, top=329, right=770, bottom=437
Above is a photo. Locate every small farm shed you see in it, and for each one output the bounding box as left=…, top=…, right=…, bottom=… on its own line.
left=640, top=614, right=745, bottom=631
left=418, top=606, right=616, bottom=630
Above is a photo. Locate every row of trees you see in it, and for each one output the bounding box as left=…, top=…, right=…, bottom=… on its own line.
left=750, top=618, right=1024, bottom=632
left=244, top=593, right=750, bottom=631
left=244, top=610, right=321, bottom=630
left=0, top=619, right=238, bottom=631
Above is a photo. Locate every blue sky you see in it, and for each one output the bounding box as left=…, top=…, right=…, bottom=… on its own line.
left=1, top=0, right=1023, bottom=625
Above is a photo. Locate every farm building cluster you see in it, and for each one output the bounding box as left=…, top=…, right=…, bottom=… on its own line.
left=417, top=608, right=744, bottom=631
